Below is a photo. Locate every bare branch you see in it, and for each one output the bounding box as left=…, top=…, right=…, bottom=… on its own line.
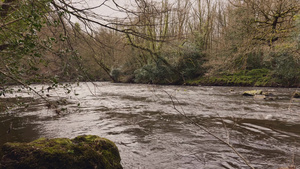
left=164, top=91, right=255, bottom=169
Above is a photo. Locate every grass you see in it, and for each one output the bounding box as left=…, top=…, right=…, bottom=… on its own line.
left=187, top=68, right=281, bottom=87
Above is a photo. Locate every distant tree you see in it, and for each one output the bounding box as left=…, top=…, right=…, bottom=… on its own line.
left=0, top=0, right=165, bottom=86
left=227, top=0, right=300, bottom=46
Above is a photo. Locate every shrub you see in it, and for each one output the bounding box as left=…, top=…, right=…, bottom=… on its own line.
left=134, top=61, right=176, bottom=84
left=245, top=51, right=264, bottom=69
left=234, top=51, right=265, bottom=70
left=176, top=46, right=207, bottom=80
left=133, top=43, right=207, bottom=84
left=272, top=52, right=300, bottom=85
left=110, top=68, right=122, bottom=82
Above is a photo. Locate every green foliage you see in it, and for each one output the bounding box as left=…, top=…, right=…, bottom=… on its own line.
left=0, top=0, right=90, bottom=86
left=0, top=0, right=53, bottom=85
left=1, top=135, right=122, bottom=169
left=272, top=52, right=300, bottom=85
left=134, top=60, right=176, bottom=84
left=245, top=51, right=265, bottom=69
left=176, top=44, right=207, bottom=80
left=222, top=69, right=272, bottom=86
left=234, top=51, right=265, bottom=70
left=110, top=68, right=121, bottom=82
left=187, top=68, right=274, bottom=86
left=192, top=32, right=206, bottom=50
left=74, top=22, right=81, bottom=32
left=133, top=43, right=207, bottom=84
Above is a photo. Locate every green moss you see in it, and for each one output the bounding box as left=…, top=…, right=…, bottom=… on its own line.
left=242, top=90, right=263, bottom=96
left=1, top=135, right=122, bottom=169
left=187, top=68, right=279, bottom=87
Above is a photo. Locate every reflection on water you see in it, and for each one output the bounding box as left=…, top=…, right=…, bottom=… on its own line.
left=0, top=82, right=300, bottom=168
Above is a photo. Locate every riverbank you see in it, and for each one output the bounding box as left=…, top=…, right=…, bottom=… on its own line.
left=1, top=68, right=299, bottom=89
left=185, top=69, right=299, bottom=88
left=184, top=69, right=299, bottom=88
left=115, top=68, right=299, bottom=88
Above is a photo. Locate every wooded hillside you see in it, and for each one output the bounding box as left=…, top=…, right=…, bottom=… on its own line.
left=1, top=0, right=300, bottom=87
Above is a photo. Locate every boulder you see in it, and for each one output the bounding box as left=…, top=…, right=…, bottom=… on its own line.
left=242, top=90, right=263, bottom=96
left=243, top=90, right=277, bottom=100
left=0, top=135, right=122, bottom=169
left=253, top=95, right=266, bottom=100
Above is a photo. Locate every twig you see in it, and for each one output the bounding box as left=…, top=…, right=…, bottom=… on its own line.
left=163, top=90, right=255, bottom=169
left=0, top=17, right=23, bottom=28
left=0, top=69, right=50, bottom=104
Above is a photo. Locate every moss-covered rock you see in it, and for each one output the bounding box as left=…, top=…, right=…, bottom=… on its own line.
left=0, top=135, right=122, bottom=169
left=242, top=90, right=263, bottom=96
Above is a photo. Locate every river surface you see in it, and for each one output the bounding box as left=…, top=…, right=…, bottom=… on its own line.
left=0, top=82, right=300, bottom=169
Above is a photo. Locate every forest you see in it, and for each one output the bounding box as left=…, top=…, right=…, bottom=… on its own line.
left=1, top=0, right=300, bottom=89
left=1, top=1, right=300, bottom=168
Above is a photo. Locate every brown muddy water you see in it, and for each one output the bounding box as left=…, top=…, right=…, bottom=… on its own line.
left=0, top=82, right=299, bottom=169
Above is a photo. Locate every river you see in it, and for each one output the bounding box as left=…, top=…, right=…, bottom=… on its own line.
left=0, top=82, right=299, bottom=168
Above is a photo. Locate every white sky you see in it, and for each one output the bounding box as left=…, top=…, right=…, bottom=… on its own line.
left=68, top=0, right=215, bottom=30
left=74, top=0, right=178, bottom=18
left=69, top=0, right=169, bottom=30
